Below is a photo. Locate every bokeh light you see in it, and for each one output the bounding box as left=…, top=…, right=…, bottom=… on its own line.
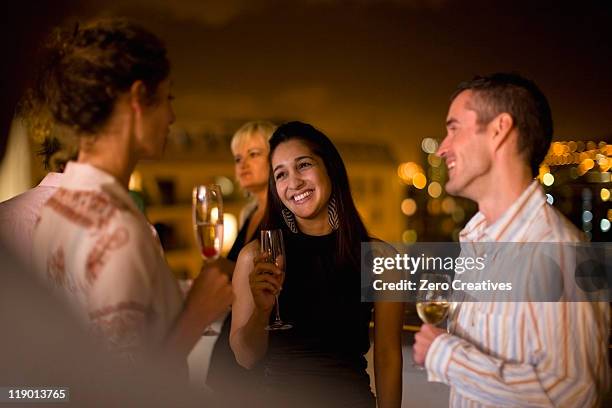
left=546, top=194, right=554, bottom=205
left=441, top=197, right=455, bottom=214
left=427, top=199, right=441, bottom=215
left=397, top=162, right=424, bottom=185
left=538, top=165, right=550, bottom=179
left=552, top=142, right=564, bottom=155
left=421, top=138, right=439, bottom=154
left=401, top=198, right=417, bottom=216
left=598, top=157, right=610, bottom=172
left=427, top=182, right=442, bottom=198
left=128, top=170, right=143, bottom=191
left=578, top=159, right=595, bottom=176
left=413, top=172, right=427, bottom=189
left=402, top=230, right=418, bottom=243
left=428, top=153, right=442, bottom=167
left=542, top=173, right=554, bottom=186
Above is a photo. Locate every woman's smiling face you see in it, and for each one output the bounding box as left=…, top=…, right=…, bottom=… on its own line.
left=271, top=139, right=332, bottom=229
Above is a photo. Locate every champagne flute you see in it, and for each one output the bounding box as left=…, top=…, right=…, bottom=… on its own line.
left=192, top=184, right=224, bottom=336
left=261, top=229, right=292, bottom=331
left=414, top=272, right=451, bottom=369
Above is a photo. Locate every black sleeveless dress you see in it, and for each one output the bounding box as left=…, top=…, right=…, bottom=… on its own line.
left=262, top=230, right=375, bottom=407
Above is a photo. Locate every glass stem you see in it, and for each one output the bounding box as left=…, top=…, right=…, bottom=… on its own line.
left=274, top=294, right=282, bottom=322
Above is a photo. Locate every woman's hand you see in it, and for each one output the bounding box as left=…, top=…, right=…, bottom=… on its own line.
left=230, top=243, right=279, bottom=368
left=249, top=253, right=284, bottom=314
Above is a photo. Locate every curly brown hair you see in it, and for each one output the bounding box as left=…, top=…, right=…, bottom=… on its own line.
left=21, top=18, right=170, bottom=137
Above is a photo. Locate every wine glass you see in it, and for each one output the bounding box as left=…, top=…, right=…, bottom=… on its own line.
left=192, top=184, right=224, bottom=336
left=414, top=272, right=452, bottom=369
left=261, top=229, right=292, bottom=331
left=416, top=272, right=452, bottom=326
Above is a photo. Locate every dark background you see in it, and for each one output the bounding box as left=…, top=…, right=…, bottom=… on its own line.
left=4, top=0, right=610, bottom=162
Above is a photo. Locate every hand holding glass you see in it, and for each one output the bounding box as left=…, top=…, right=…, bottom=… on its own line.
left=192, top=184, right=224, bottom=335
left=413, top=272, right=452, bottom=369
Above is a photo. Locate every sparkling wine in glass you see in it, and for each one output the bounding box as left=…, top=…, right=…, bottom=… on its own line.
left=195, top=222, right=223, bottom=260
left=416, top=273, right=451, bottom=325
left=416, top=301, right=451, bottom=325
left=192, top=184, right=224, bottom=336
left=261, top=229, right=292, bottom=331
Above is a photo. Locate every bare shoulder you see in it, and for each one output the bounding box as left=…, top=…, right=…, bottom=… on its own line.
left=237, top=240, right=259, bottom=265
left=233, top=241, right=258, bottom=290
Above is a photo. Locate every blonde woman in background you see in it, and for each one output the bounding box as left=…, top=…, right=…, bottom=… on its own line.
left=227, top=120, right=276, bottom=261
left=206, top=120, right=275, bottom=401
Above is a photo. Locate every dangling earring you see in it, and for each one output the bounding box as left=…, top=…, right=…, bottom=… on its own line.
left=282, top=207, right=298, bottom=233
left=328, top=195, right=339, bottom=231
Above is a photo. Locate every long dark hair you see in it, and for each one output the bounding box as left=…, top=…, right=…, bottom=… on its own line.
left=263, top=121, right=369, bottom=269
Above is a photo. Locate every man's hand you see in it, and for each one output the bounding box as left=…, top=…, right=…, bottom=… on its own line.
left=413, top=324, right=446, bottom=366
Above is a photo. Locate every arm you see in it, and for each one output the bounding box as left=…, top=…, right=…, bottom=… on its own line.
left=163, top=265, right=233, bottom=359
left=229, top=242, right=281, bottom=368
left=425, top=302, right=609, bottom=407
left=374, top=301, right=404, bottom=408
left=88, top=220, right=233, bottom=363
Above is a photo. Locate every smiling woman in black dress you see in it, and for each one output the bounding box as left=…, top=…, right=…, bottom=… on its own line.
left=230, top=122, right=404, bottom=407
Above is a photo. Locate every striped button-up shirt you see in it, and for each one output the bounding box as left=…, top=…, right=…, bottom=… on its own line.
left=426, top=181, right=610, bottom=407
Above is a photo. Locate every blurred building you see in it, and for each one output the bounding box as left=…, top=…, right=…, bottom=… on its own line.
left=339, top=141, right=403, bottom=242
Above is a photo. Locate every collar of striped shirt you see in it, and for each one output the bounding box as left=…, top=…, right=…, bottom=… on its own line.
left=459, top=180, right=546, bottom=243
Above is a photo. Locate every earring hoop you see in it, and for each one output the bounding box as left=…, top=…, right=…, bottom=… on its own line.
left=281, top=207, right=298, bottom=233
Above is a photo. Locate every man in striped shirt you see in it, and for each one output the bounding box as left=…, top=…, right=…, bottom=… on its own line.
left=413, top=73, right=609, bottom=407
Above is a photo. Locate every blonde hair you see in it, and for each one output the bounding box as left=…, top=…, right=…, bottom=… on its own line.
left=230, top=120, right=276, bottom=154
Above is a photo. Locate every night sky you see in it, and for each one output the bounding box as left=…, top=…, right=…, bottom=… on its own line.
left=14, top=0, right=612, bottom=162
